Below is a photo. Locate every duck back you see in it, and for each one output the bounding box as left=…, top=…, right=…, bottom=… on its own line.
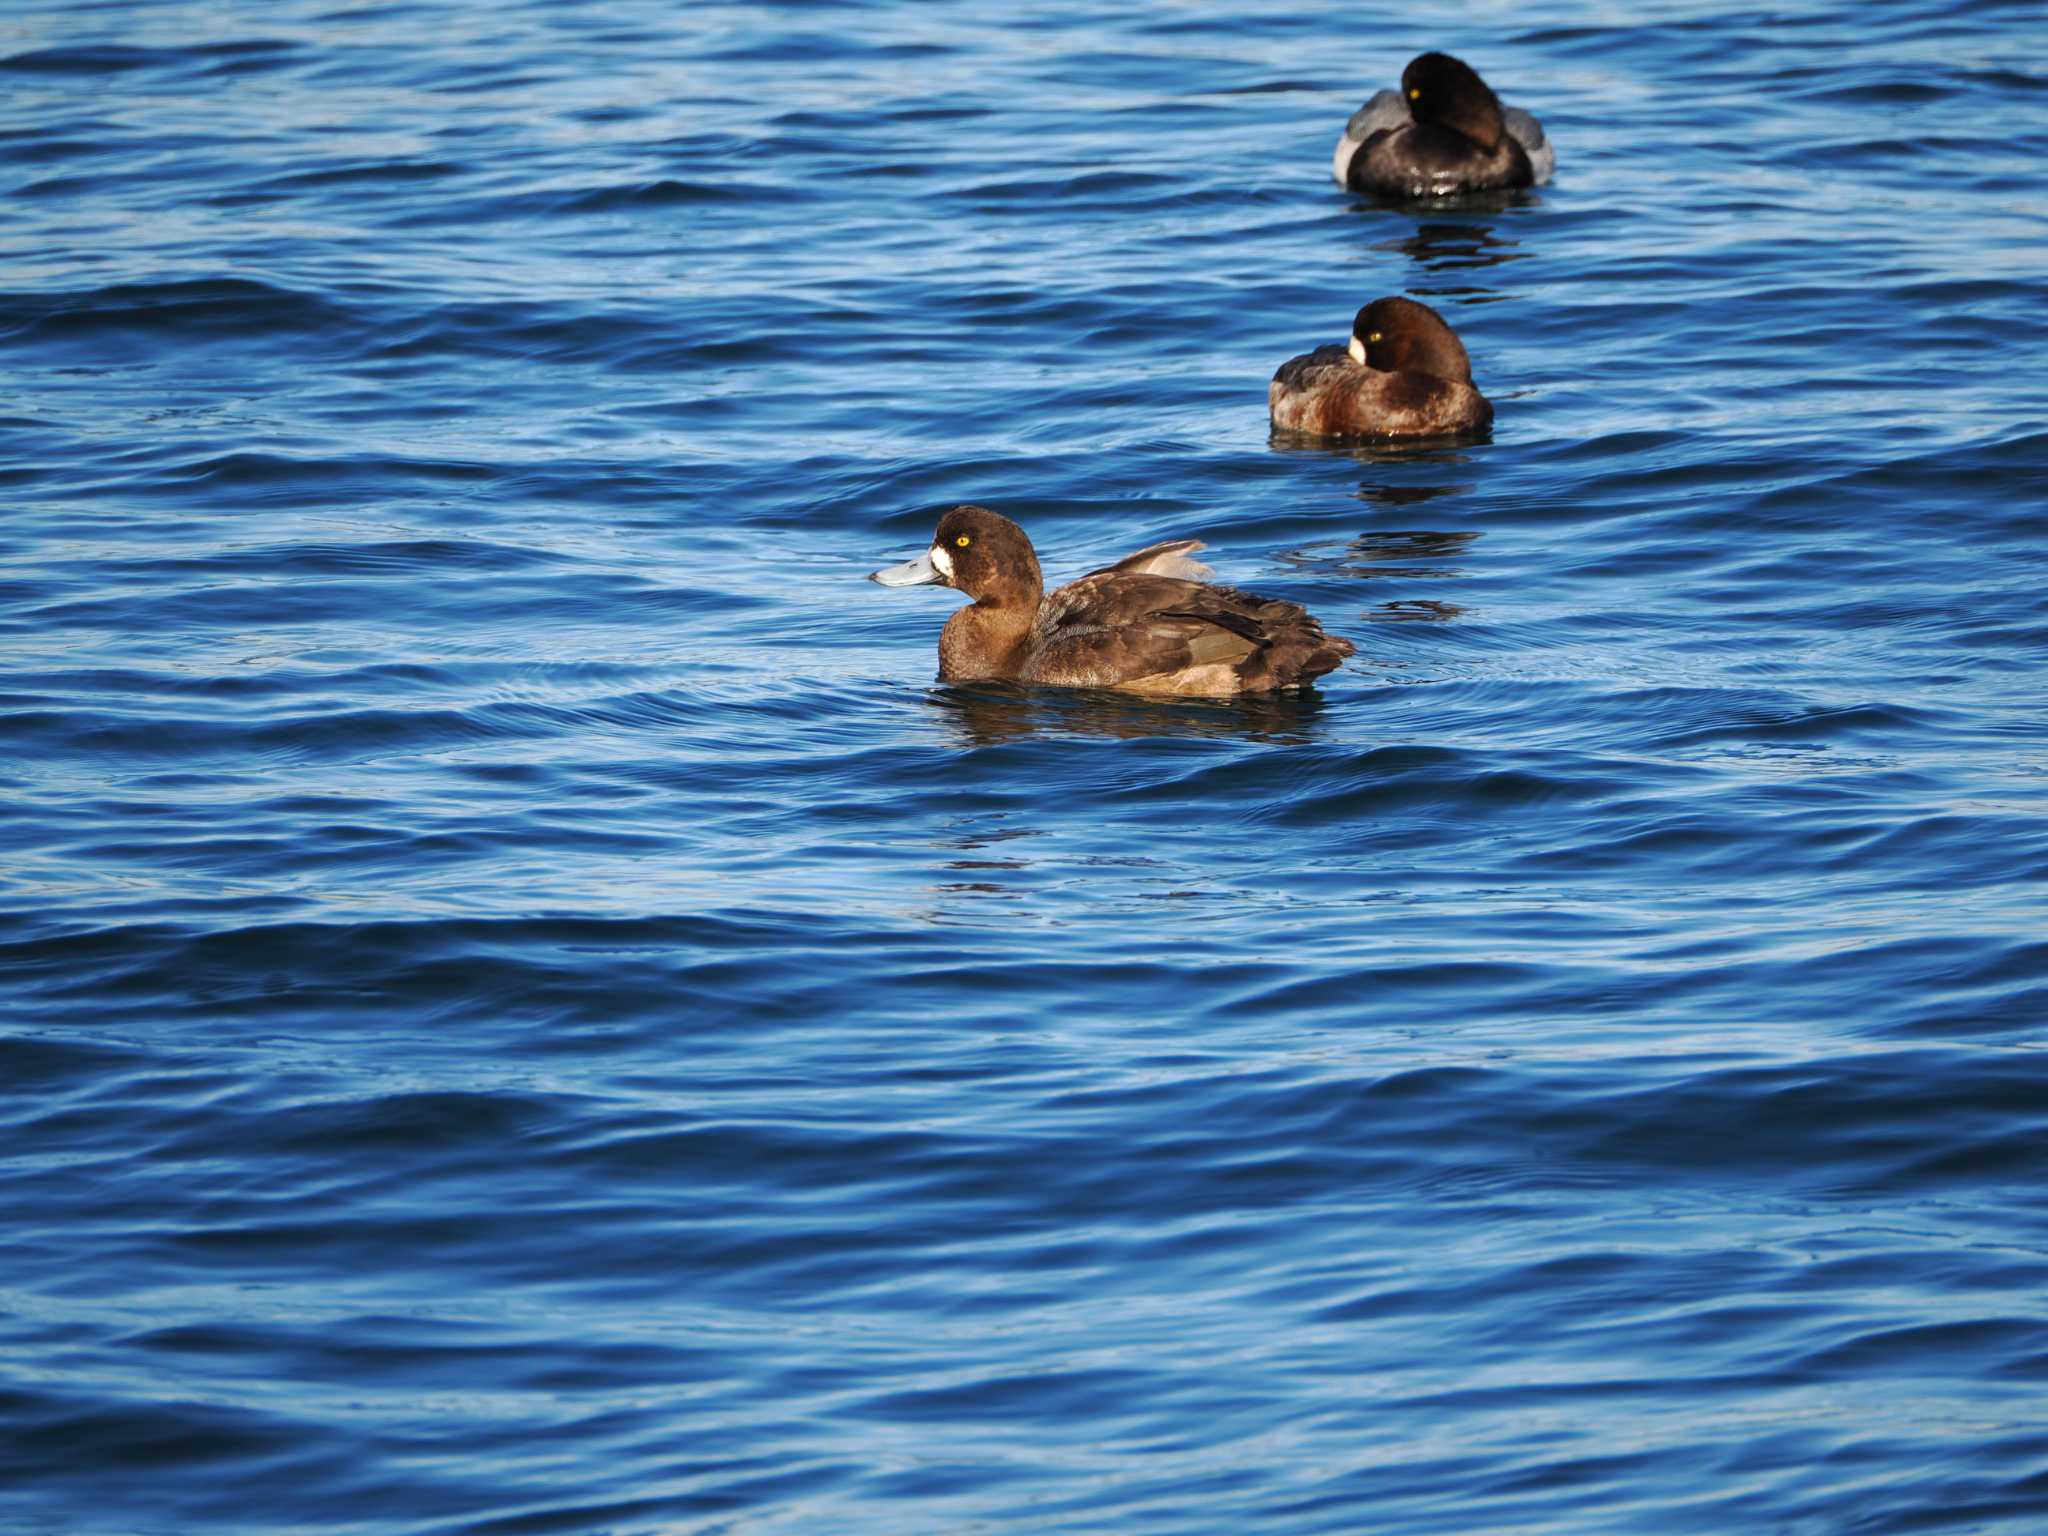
left=1348, top=122, right=1533, bottom=196
left=1269, top=345, right=1492, bottom=440
left=1026, top=572, right=1353, bottom=694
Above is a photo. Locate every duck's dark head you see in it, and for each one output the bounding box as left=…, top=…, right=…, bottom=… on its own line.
left=1349, top=296, right=1476, bottom=384
left=869, top=504, right=1043, bottom=608
left=1401, top=52, right=1506, bottom=150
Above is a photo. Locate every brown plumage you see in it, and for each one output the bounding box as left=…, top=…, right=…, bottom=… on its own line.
left=869, top=506, right=1354, bottom=695
left=1269, top=296, right=1493, bottom=440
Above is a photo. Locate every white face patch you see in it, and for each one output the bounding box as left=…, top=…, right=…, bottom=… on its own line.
left=1348, top=335, right=1367, bottom=366
left=929, top=542, right=955, bottom=579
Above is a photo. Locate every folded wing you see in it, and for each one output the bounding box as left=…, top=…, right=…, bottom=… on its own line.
left=1026, top=573, right=1353, bottom=692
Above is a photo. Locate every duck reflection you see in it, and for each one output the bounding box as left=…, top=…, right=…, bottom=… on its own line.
left=919, top=818, right=1038, bottom=903
left=929, top=680, right=1332, bottom=750
left=914, top=808, right=1220, bottom=923
left=1370, top=597, right=1466, bottom=622
left=1266, top=432, right=1489, bottom=465
left=1373, top=218, right=1530, bottom=272
left=1361, top=480, right=1470, bottom=506
left=1277, top=529, right=1479, bottom=582
left=1279, top=530, right=1476, bottom=627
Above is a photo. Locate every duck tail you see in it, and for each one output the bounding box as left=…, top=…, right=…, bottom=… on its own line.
left=1236, top=628, right=1355, bottom=691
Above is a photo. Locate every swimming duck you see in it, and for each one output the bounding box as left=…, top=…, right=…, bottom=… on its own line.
left=1333, top=52, right=1553, bottom=197
left=1269, top=296, right=1492, bottom=439
left=870, top=505, right=1354, bottom=694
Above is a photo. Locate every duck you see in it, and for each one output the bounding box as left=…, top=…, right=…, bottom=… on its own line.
left=1269, top=296, right=1492, bottom=439
left=870, top=505, right=1354, bottom=695
left=1333, top=52, right=1553, bottom=197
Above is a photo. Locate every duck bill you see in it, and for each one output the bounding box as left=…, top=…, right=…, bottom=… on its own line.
left=869, top=549, right=945, bottom=587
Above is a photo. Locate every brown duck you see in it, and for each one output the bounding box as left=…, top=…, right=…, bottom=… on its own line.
left=870, top=506, right=1354, bottom=695
left=1269, top=296, right=1492, bottom=440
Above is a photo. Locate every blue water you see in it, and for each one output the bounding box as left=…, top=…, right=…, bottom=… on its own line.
left=5, top=0, right=2048, bottom=1530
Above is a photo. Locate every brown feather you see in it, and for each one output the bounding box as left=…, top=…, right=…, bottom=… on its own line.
left=1269, top=348, right=1492, bottom=439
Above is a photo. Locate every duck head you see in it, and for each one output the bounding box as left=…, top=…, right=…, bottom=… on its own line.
left=1347, top=296, right=1476, bottom=384
left=869, top=504, right=1044, bottom=608
left=1401, top=52, right=1507, bottom=150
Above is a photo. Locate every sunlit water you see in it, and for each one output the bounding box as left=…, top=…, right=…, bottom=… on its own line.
left=4, top=1, right=2047, bottom=1531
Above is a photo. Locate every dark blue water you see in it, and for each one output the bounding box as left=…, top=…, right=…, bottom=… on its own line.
left=5, top=1, right=2048, bottom=1530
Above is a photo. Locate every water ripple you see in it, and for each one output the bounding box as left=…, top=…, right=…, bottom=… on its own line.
left=3, top=0, right=2047, bottom=1531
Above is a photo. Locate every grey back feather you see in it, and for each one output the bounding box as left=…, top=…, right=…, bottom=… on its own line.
left=1345, top=88, right=1410, bottom=141
left=1501, top=105, right=1554, bottom=183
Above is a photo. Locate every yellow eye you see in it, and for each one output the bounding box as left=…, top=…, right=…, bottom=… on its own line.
left=955, top=534, right=971, bottom=548
left=1368, top=331, right=1382, bottom=343
left=1408, top=87, right=1421, bottom=100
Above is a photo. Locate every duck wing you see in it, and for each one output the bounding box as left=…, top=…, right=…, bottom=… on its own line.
left=1270, top=343, right=1354, bottom=396
left=1027, top=574, right=1353, bottom=693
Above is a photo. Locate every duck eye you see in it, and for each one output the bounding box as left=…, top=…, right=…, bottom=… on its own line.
left=1368, top=331, right=1382, bottom=343
left=1407, top=87, right=1421, bottom=100
left=955, top=534, right=971, bottom=548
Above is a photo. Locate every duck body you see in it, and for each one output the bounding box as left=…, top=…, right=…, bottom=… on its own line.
left=871, top=506, right=1353, bottom=695
left=1269, top=296, right=1492, bottom=440
left=1333, top=53, right=1552, bottom=197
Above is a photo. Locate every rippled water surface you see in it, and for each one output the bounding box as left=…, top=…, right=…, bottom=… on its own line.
left=5, top=1, right=2048, bottom=1531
